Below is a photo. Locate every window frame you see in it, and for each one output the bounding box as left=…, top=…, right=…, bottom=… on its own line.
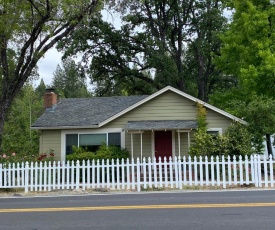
left=207, top=128, right=222, bottom=135
left=61, top=128, right=124, bottom=161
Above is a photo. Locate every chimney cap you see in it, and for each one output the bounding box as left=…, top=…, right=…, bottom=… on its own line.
left=45, top=88, right=55, bottom=93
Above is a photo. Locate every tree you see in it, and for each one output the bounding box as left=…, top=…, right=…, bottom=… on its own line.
left=0, top=0, right=102, bottom=147
left=51, top=58, right=91, bottom=98
left=210, top=89, right=275, bottom=155
left=214, top=0, right=275, bottom=155
left=35, top=79, right=47, bottom=98
left=2, top=84, right=43, bottom=156
left=231, top=96, right=275, bottom=155
left=215, top=0, right=275, bottom=97
left=59, top=0, right=227, bottom=99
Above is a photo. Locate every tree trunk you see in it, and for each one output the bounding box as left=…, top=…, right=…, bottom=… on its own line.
left=0, top=108, right=7, bottom=152
left=266, top=134, right=273, bottom=157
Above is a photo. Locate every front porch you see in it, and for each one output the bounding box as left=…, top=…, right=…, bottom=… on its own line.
left=124, top=120, right=197, bottom=159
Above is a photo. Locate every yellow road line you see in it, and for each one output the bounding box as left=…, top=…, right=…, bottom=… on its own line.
left=1, top=203, right=275, bottom=213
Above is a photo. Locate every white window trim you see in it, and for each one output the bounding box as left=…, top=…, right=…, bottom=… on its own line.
left=207, top=128, right=222, bottom=134
left=61, top=128, right=123, bottom=162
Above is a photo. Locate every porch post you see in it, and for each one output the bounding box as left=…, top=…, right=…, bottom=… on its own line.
left=140, top=132, right=143, bottom=160
left=178, top=130, right=181, bottom=157
left=188, top=131, right=190, bottom=148
left=151, top=131, right=155, bottom=159
left=131, top=133, right=133, bottom=160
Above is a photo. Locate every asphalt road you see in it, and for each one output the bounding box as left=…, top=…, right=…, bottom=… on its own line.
left=1, top=190, right=275, bottom=230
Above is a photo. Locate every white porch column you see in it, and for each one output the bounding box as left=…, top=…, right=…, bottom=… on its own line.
left=131, top=133, right=133, bottom=160
left=140, top=132, right=143, bottom=160
left=188, top=131, right=190, bottom=148
left=178, top=130, right=181, bottom=157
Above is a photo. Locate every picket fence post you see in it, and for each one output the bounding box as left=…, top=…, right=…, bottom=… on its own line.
left=254, top=155, right=259, bottom=187
left=205, top=156, right=209, bottom=186
left=178, top=157, right=182, bottom=190
left=76, top=160, right=80, bottom=190
left=0, top=164, right=2, bottom=188
left=222, top=156, right=226, bottom=189
left=137, top=158, right=140, bottom=192
left=148, top=157, right=152, bottom=189
left=24, top=162, right=29, bottom=193
left=270, top=155, right=274, bottom=187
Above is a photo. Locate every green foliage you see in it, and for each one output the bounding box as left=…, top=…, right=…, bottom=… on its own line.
left=235, top=96, right=275, bottom=153
left=0, top=151, right=54, bottom=165
left=51, top=58, right=91, bottom=98
left=0, top=0, right=102, bottom=150
left=35, top=79, right=47, bottom=98
left=2, top=84, right=42, bottom=156
left=196, top=103, right=208, bottom=131
left=222, top=123, right=253, bottom=157
left=66, top=144, right=129, bottom=162
left=189, top=123, right=253, bottom=159
left=216, top=0, right=275, bottom=98
left=189, top=129, right=223, bottom=158
left=59, top=0, right=227, bottom=99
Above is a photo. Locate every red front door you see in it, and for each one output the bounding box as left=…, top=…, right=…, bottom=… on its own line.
left=155, top=131, right=172, bottom=161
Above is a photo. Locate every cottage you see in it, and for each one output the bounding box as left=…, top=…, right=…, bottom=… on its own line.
left=31, top=86, right=245, bottom=161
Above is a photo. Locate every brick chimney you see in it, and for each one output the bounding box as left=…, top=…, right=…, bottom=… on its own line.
left=44, top=88, right=57, bottom=110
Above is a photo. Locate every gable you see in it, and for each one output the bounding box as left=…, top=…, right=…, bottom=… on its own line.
left=103, top=91, right=233, bottom=130
left=100, top=86, right=245, bottom=128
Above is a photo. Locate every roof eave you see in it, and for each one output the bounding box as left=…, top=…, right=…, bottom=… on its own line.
left=31, top=125, right=99, bottom=130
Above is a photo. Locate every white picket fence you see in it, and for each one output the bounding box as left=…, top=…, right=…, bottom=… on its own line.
left=0, top=155, right=274, bottom=193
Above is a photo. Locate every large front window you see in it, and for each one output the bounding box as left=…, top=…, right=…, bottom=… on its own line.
left=79, top=134, right=107, bottom=152
left=66, top=133, right=121, bottom=155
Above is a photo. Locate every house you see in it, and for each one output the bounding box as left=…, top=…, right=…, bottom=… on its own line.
left=31, top=86, right=246, bottom=161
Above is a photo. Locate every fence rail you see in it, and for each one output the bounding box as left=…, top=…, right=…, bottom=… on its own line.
left=0, top=155, right=274, bottom=193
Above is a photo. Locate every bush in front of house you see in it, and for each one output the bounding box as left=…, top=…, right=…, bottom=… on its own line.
left=66, top=144, right=129, bottom=163
left=189, top=122, right=253, bottom=159
left=0, top=151, right=55, bottom=165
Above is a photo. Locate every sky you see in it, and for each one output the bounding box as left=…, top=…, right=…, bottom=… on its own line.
left=35, top=10, right=120, bottom=89
left=35, top=48, right=63, bottom=88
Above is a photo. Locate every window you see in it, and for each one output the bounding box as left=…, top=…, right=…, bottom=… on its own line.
left=79, top=134, right=107, bottom=152
left=207, top=129, right=222, bottom=140
left=65, top=132, right=121, bottom=154
left=207, top=128, right=222, bottom=135
left=207, top=131, right=219, bottom=135
left=66, top=134, right=78, bottom=155
left=108, top=133, right=121, bottom=147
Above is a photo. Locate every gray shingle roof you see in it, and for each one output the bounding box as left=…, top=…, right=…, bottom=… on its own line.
left=125, top=120, right=198, bottom=130
left=32, top=95, right=148, bottom=128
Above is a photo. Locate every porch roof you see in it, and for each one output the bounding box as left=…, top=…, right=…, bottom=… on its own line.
left=124, top=120, right=197, bottom=131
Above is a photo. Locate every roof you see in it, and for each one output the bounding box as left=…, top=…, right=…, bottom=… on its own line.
left=31, top=95, right=148, bottom=129
left=32, top=86, right=246, bottom=129
left=125, top=120, right=198, bottom=131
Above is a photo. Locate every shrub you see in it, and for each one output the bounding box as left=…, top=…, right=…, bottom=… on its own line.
left=222, top=122, right=253, bottom=158
left=189, top=123, right=253, bottom=159
left=66, top=144, right=129, bottom=162
left=0, top=150, right=55, bottom=165
left=188, top=129, right=225, bottom=159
